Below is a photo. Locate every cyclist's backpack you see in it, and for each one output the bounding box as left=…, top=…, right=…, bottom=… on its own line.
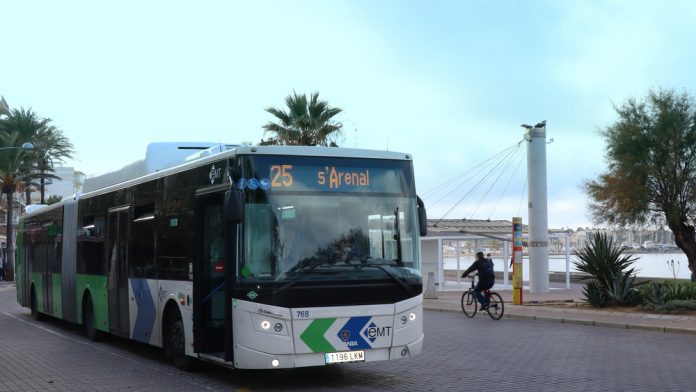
left=480, top=258, right=495, bottom=281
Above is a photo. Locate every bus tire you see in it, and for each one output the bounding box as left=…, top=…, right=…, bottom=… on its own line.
left=83, top=294, right=104, bottom=341
left=165, top=309, right=196, bottom=371
left=30, top=287, right=44, bottom=321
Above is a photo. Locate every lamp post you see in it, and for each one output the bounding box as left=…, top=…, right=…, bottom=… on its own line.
left=1, top=142, right=34, bottom=281
left=0, top=143, right=34, bottom=152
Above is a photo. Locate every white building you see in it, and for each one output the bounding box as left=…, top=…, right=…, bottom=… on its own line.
left=35, top=166, right=85, bottom=203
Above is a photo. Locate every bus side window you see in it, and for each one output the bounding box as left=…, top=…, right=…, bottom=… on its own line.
left=130, top=204, right=156, bottom=278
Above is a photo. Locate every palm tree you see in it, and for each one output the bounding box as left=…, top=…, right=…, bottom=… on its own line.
left=27, top=123, right=74, bottom=203
left=1, top=111, right=34, bottom=281
left=261, top=91, right=343, bottom=146
left=0, top=107, right=73, bottom=280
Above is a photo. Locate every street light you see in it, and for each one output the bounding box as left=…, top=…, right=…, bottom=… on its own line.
left=0, top=142, right=34, bottom=152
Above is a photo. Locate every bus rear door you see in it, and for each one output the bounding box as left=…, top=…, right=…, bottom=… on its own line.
left=107, top=205, right=131, bottom=337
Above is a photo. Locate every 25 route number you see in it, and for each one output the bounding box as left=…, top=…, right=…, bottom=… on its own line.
left=271, top=164, right=294, bottom=188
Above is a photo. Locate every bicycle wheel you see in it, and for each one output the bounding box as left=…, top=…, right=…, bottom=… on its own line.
left=486, top=292, right=504, bottom=320
left=461, top=291, right=477, bottom=318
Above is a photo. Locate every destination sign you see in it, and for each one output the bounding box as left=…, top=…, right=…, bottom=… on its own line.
left=238, top=156, right=414, bottom=194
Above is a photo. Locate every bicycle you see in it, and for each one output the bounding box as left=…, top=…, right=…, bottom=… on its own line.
left=460, top=274, right=505, bottom=320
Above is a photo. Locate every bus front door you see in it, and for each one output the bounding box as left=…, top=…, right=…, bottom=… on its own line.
left=194, top=192, right=232, bottom=359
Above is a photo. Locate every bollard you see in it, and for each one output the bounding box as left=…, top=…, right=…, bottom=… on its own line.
left=512, top=217, right=523, bottom=305
left=424, top=271, right=438, bottom=299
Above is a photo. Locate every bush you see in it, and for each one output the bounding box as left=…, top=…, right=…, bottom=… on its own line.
left=664, top=281, right=696, bottom=300
left=583, top=279, right=609, bottom=307
left=640, top=299, right=696, bottom=314
left=640, top=281, right=668, bottom=306
left=573, top=232, right=642, bottom=307
left=639, top=280, right=696, bottom=304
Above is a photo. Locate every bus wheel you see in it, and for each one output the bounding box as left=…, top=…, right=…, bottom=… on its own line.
left=83, top=295, right=103, bottom=341
left=165, top=311, right=196, bottom=371
left=30, top=287, right=44, bottom=321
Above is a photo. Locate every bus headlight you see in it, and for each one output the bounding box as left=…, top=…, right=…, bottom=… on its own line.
left=251, top=314, right=289, bottom=335
left=396, top=307, right=421, bottom=330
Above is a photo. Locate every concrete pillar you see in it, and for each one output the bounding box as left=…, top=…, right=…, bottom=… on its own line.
left=525, top=122, right=549, bottom=293
left=419, top=238, right=439, bottom=298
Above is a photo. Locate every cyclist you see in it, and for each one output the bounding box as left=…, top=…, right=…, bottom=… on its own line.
left=461, top=251, right=495, bottom=310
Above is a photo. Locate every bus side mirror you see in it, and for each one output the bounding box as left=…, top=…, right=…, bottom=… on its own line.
left=225, top=189, right=244, bottom=224
left=417, top=196, right=427, bottom=236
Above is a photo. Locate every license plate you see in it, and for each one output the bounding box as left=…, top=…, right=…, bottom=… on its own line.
left=324, top=350, right=365, bottom=364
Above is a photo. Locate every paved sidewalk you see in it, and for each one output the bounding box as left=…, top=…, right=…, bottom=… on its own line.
left=425, top=283, right=696, bottom=335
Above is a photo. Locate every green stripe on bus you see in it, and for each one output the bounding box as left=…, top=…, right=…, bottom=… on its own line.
left=76, top=275, right=109, bottom=332
left=300, top=318, right=336, bottom=353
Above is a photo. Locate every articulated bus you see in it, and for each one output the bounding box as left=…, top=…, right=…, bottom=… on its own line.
left=16, top=144, right=427, bottom=370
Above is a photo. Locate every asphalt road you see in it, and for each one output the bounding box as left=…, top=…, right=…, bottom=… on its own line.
left=1, top=283, right=695, bottom=391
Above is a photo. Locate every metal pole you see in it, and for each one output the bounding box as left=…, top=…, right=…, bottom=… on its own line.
left=438, top=238, right=443, bottom=289
left=456, top=240, right=461, bottom=283
left=525, top=122, right=549, bottom=293
left=503, top=240, right=509, bottom=290
left=565, top=234, right=571, bottom=290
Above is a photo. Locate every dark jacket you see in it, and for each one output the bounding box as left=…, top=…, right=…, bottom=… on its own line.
left=462, top=257, right=495, bottom=283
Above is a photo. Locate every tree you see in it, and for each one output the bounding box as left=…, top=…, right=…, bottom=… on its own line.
left=0, top=109, right=36, bottom=281
left=585, top=89, right=696, bottom=282
left=27, top=122, right=74, bottom=203
left=0, top=107, right=73, bottom=280
left=261, top=91, right=343, bottom=146
left=46, top=195, right=62, bottom=205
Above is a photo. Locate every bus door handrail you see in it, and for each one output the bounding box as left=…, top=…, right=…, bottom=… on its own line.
left=202, top=281, right=226, bottom=303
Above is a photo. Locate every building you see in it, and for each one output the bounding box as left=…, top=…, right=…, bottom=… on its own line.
left=32, top=166, right=85, bottom=204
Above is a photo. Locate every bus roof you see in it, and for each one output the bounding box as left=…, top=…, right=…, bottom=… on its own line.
left=36, top=144, right=414, bottom=212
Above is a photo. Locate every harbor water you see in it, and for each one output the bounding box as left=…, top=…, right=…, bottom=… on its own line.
left=443, top=252, right=692, bottom=280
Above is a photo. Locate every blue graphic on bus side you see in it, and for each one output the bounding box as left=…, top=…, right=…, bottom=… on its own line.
left=259, top=178, right=271, bottom=190
left=337, top=316, right=372, bottom=350
left=130, top=279, right=156, bottom=344
left=237, top=178, right=247, bottom=190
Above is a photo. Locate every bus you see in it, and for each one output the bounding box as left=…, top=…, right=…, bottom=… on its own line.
left=16, top=143, right=427, bottom=370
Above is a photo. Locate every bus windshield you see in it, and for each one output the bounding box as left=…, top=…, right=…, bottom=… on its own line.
left=235, top=155, right=421, bottom=284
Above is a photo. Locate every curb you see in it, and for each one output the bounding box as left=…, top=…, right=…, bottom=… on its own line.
left=424, top=305, right=696, bottom=336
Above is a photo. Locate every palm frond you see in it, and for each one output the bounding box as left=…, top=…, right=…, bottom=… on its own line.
left=261, top=91, right=343, bottom=146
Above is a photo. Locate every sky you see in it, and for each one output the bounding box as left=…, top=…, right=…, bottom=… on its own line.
left=2, top=0, right=695, bottom=230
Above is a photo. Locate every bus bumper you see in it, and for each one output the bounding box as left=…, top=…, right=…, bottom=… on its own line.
left=233, top=334, right=423, bottom=369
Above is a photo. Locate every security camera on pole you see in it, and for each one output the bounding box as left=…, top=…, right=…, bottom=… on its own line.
left=521, top=121, right=549, bottom=293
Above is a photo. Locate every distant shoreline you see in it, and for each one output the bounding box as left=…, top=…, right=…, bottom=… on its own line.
left=442, top=249, right=685, bottom=258
left=441, top=270, right=691, bottom=283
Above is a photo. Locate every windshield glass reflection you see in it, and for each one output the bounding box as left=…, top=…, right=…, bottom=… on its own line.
left=239, top=193, right=421, bottom=282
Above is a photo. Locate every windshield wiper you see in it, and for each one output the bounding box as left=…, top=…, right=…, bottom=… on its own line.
left=394, top=207, right=404, bottom=266
left=288, top=258, right=338, bottom=274
left=349, top=257, right=415, bottom=294
left=274, top=259, right=339, bottom=295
